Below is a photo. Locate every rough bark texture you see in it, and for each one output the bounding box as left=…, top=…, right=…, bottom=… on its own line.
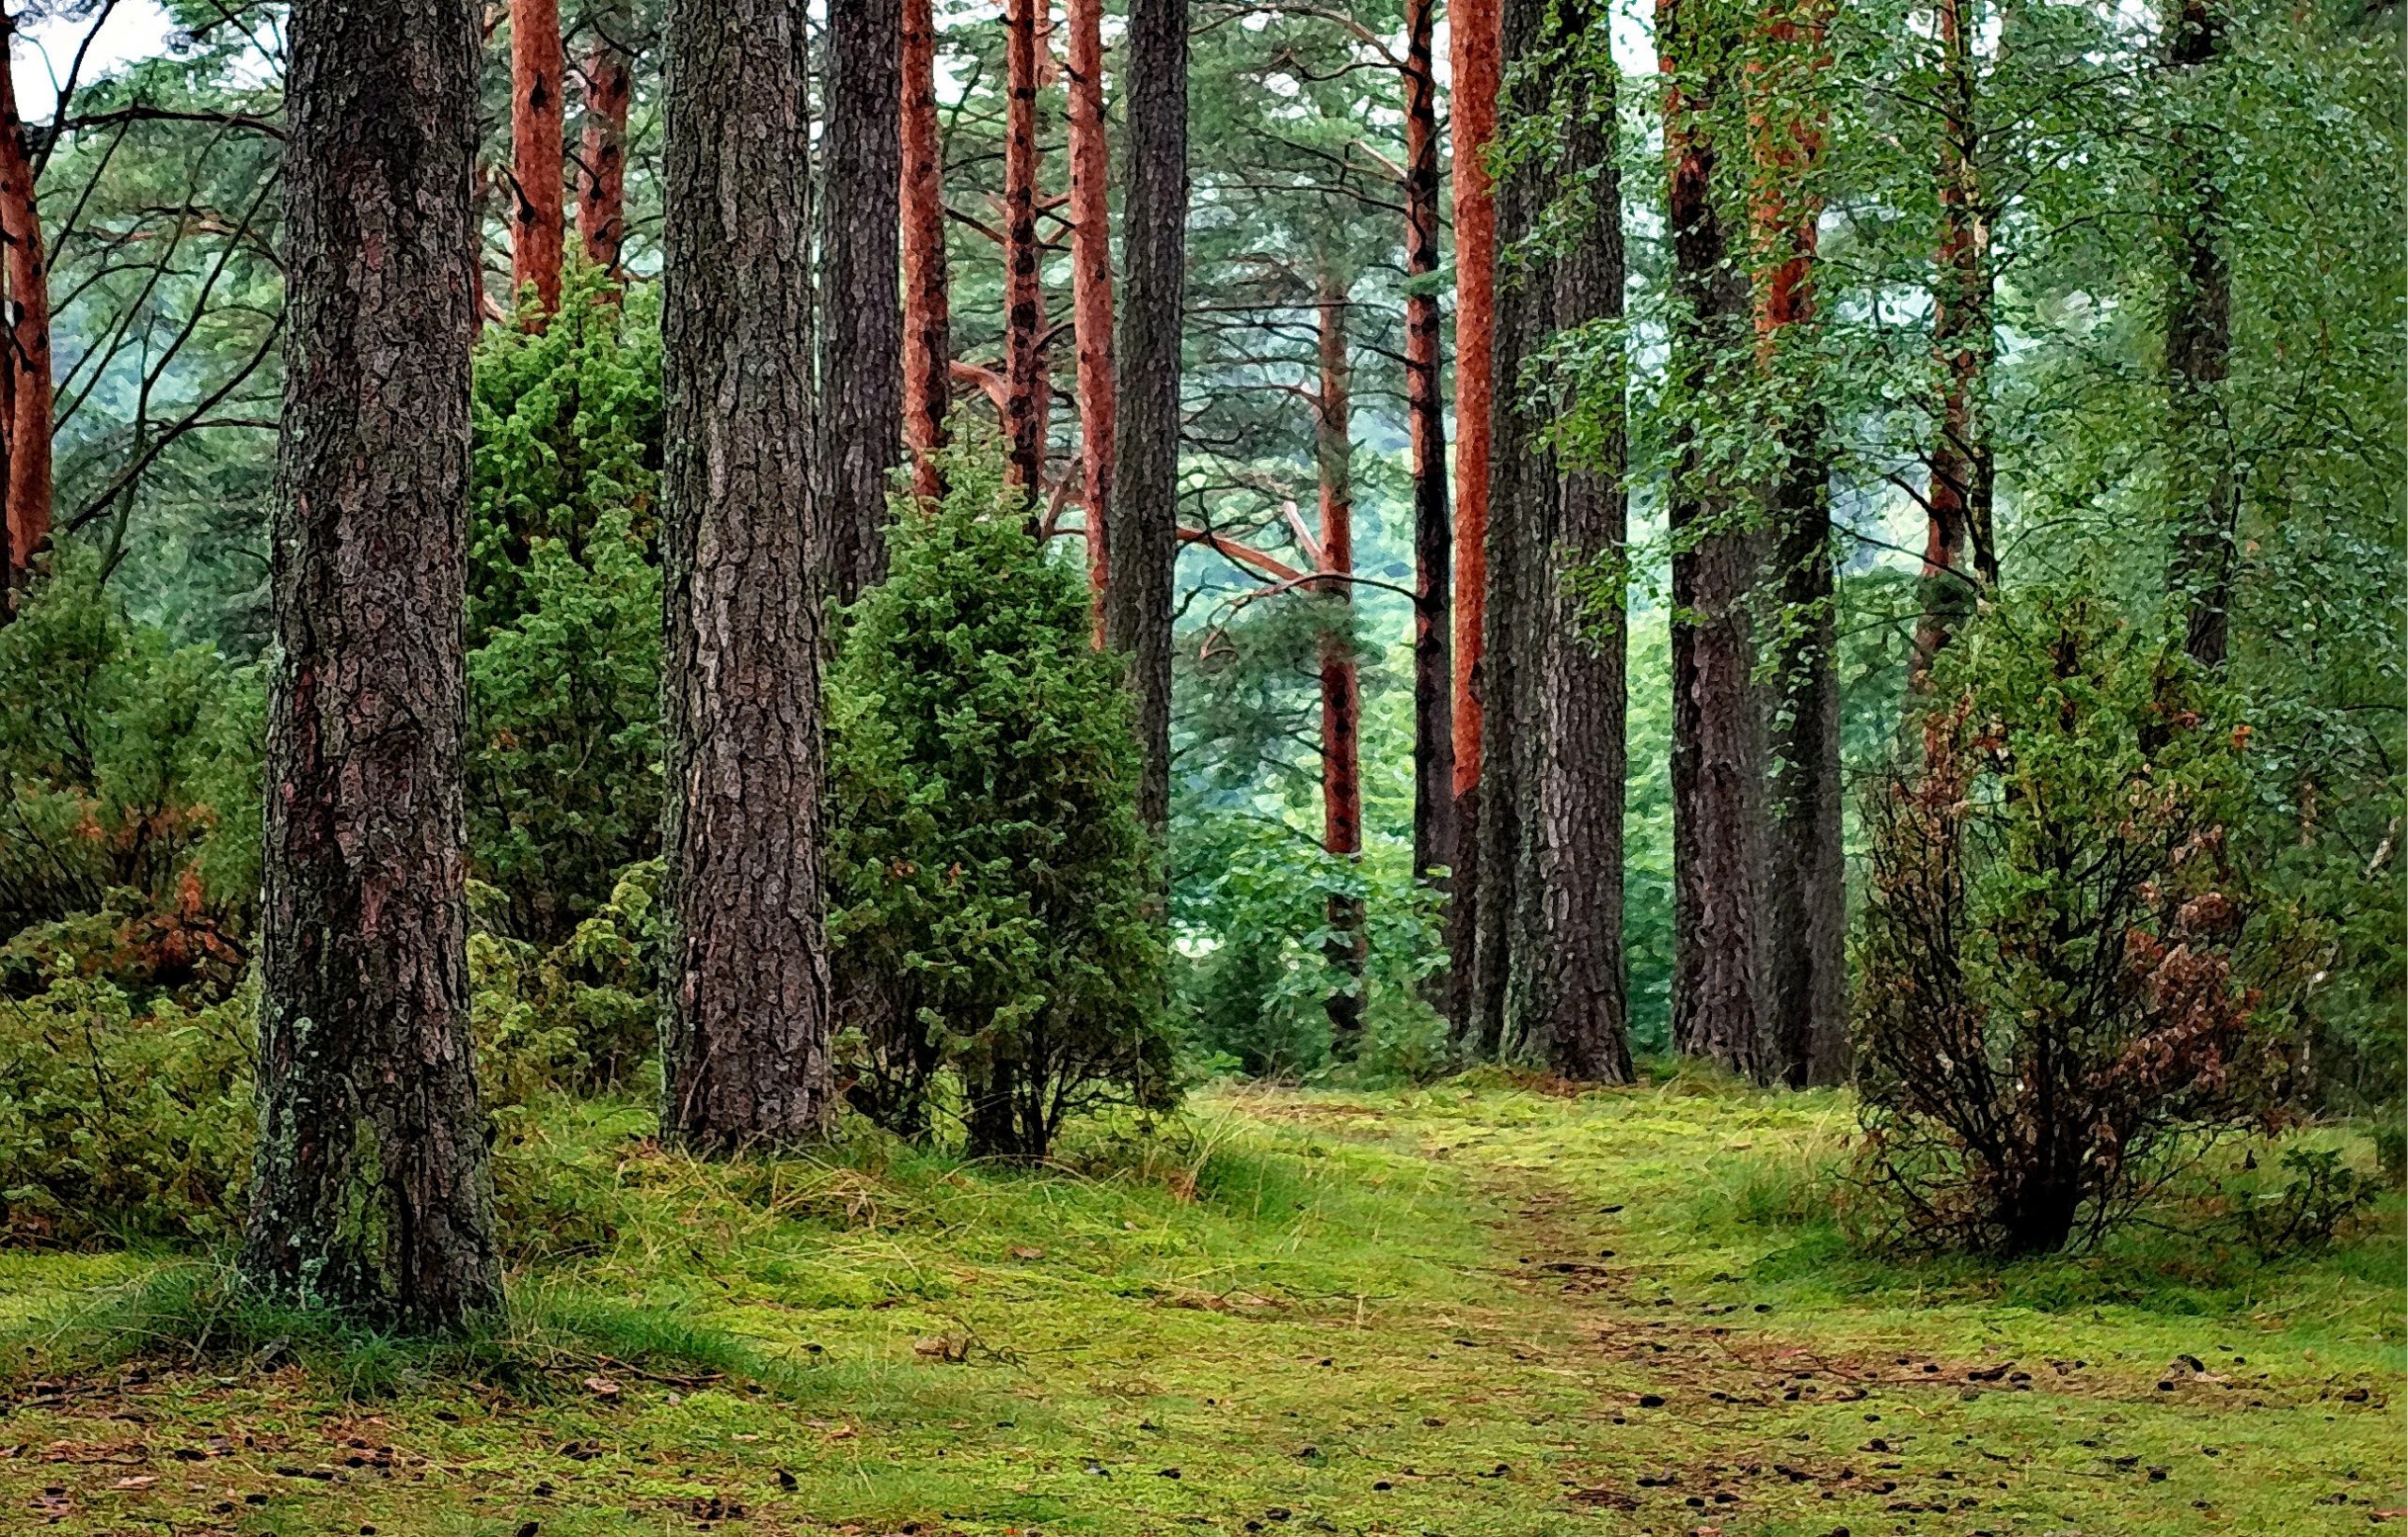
left=1105, top=0, right=1188, bottom=840
left=1067, top=0, right=1116, bottom=641
left=817, top=0, right=905, bottom=605
left=577, top=0, right=634, bottom=277
left=1752, top=0, right=1846, bottom=1086
left=511, top=0, right=567, bottom=310
left=0, top=23, right=51, bottom=584
left=1001, top=0, right=1048, bottom=499
left=1505, top=31, right=1631, bottom=1084
left=1445, top=0, right=1500, bottom=1032
left=1315, top=276, right=1367, bottom=1056
left=658, top=0, right=836, bottom=1153
left=1911, top=0, right=1994, bottom=688
left=899, top=0, right=951, bottom=503
left=1662, top=0, right=1773, bottom=1084
left=2163, top=0, right=2232, bottom=669
left=239, top=0, right=500, bottom=1331
left=1403, top=0, right=1453, bottom=897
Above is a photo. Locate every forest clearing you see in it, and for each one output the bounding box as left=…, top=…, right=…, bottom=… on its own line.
left=0, top=1078, right=2399, bottom=1536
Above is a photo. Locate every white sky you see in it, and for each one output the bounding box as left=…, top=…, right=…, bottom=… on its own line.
left=18, top=0, right=175, bottom=121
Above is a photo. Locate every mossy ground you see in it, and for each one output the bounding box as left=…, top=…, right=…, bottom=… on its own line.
left=0, top=1074, right=2398, bottom=1536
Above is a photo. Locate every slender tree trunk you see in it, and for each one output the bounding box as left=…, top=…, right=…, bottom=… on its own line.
left=818, top=0, right=905, bottom=605
left=1662, top=0, right=1772, bottom=1084
left=1911, top=0, right=1994, bottom=688
left=578, top=0, right=634, bottom=277
left=1105, top=0, right=1188, bottom=840
left=2163, top=0, right=2232, bottom=668
left=1509, top=15, right=1631, bottom=1083
left=239, top=0, right=499, bottom=1330
left=658, top=0, right=836, bottom=1152
left=0, top=24, right=51, bottom=580
left=1002, top=0, right=1048, bottom=499
left=900, top=0, right=951, bottom=503
left=1403, top=0, right=1453, bottom=900
left=1315, top=274, right=1367, bottom=1057
left=1067, top=0, right=1116, bottom=642
left=510, top=0, right=567, bottom=311
left=1446, top=0, right=1501, bottom=1043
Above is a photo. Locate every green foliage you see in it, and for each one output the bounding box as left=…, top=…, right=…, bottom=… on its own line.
left=469, top=861, right=667, bottom=1105
left=0, top=973, right=255, bottom=1245
left=2232, top=1146, right=2377, bottom=1254
left=1853, top=585, right=2305, bottom=1255
left=829, top=451, right=1175, bottom=1159
left=0, top=552, right=260, bottom=997
left=466, top=271, right=666, bottom=943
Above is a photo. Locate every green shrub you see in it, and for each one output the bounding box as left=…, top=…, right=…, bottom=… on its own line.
left=0, top=972, right=255, bottom=1244
left=828, top=448, right=1175, bottom=1160
left=1852, top=586, right=2305, bottom=1256
left=469, top=860, right=665, bottom=1103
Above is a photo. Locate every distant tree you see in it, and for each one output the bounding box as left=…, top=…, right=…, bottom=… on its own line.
left=575, top=0, right=635, bottom=278
left=0, top=9, right=52, bottom=604
left=239, top=0, right=500, bottom=1329
left=511, top=0, right=567, bottom=310
left=1065, top=0, right=1115, bottom=637
left=998, top=0, right=1047, bottom=500
left=898, top=0, right=950, bottom=504
left=818, top=0, right=905, bottom=604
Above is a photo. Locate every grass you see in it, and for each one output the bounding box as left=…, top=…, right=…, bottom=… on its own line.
left=0, top=1076, right=2398, bottom=1536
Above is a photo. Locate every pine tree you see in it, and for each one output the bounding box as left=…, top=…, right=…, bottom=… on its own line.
left=819, top=0, right=906, bottom=604
left=510, top=0, right=567, bottom=310
left=0, top=12, right=51, bottom=593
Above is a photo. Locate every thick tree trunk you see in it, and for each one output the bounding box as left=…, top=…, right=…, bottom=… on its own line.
left=1315, top=275, right=1367, bottom=1057
left=1403, top=0, right=1453, bottom=899
left=576, top=0, right=633, bottom=277
left=1506, top=23, right=1631, bottom=1084
left=1001, top=0, right=1048, bottom=499
left=1445, top=0, right=1500, bottom=1039
left=818, top=0, right=905, bottom=605
left=510, top=0, right=567, bottom=311
left=658, top=0, right=836, bottom=1152
left=899, top=0, right=951, bottom=503
left=1752, top=0, right=1846, bottom=1086
left=1067, top=0, right=1116, bottom=641
left=2163, top=0, right=2232, bottom=668
left=1105, top=0, right=1187, bottom=840
left=1661, top=0, right=1772, bottom=1084
left=239, top=0, right=499, bottom=1331
left=1911, top=0, right=1994, bottom=689
left=0, top=24, right=51, bottom=581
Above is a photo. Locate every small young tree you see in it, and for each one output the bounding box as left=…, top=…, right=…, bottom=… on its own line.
left=829, top=450, right=1173, bottom=1161
left=1852, top=587, right=2294, bottom=1256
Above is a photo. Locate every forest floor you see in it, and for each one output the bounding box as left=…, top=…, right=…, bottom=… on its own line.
left=0, top=1073, right=2399, bottom=1536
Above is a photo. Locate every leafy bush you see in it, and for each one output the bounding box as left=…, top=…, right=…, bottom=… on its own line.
left=828, top=450, right=1175, bottom=1160
left=2233, top=1146, right=2377, bottom=1252
left=1852, top=587, right=2301, bottom=1256
left=0, top=552, right=260, bottom=1000
left=467, top=269, right=665, bottom=943
left=0, top=972, right=255, bottom=1244
left=469, top=861, right=666, bottom=1104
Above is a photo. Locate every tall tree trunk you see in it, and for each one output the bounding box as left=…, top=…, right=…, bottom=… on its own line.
left=1067, top=0, right=1116, bottom=641
left=1315, top=274, right=1367, bottom=1057
left=899, top=0, right=951, bottom=503
left=1661, top=0, right=1773, bottom=1084
left=1911, top=0, right=1994, bottom=688
left=1105, top=0, right=1188, bottom=840
left=1445, top=0, right=1500, bottom=1043
left=239, top=0, right=499, bottom=1331
left=578, top=0, right=634, bottom=277
left=1001, top=0, right=1048, bottom=499
left=2163, top=0, right=2232, bottom=668
left=0, top=22, right=50, bottom=582
left=658, top=0, right=836, bottom=1152
left=1507, top=15, right=1631, bottom=1084
left=510, top=0, right=567, bottom=310
left=818, top=0, right=905, bottom=606
left=1403, top=0, right=1453, bottom=900
left=1752, top=0, right=1846, bottom=1087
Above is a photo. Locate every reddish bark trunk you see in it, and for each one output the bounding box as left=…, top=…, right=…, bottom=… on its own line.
left=0, top=22, right=50, bottom=586
left=1315, top=276, right=1366, bottom=1056
left=900, top=0, right=951, bottom=502
left=577, top=0, right=633, bottom=278
left=1404, top=0, right=1453, bottom=895
left=1066, top=0, right=1115, bottom=642
left=510, top=0, right=566, bottom=311
left=1445, top=0, right=1500, bottom=1034
left=1002, top=0, right=1047, bottom=499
